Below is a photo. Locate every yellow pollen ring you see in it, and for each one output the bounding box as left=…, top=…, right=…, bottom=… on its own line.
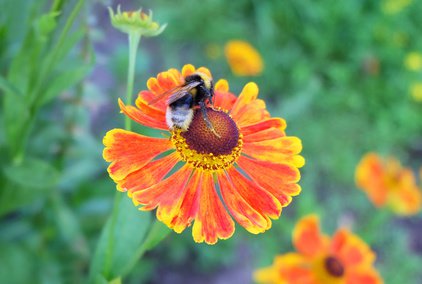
left=171, top=129, right=243, bottom=171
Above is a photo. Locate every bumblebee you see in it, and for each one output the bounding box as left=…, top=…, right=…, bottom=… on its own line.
left=149, top=72, right=220, bottom=137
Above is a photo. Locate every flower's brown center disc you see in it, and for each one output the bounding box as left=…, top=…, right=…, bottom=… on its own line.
left=324, top=256, right=344, bottom=278
left=171, top=108, right=243, bottom=171
left=182, top=109, right=239, bottom=155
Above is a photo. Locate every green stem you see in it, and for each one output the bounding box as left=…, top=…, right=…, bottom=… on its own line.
left=104, top=190, right=123, bottom=278
left=103, top=32, right=142, bottom=279
left=125, top=33, right=141, bottom=131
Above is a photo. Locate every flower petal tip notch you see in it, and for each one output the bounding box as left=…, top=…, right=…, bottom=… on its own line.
left=103, top=64, right=304, bottom=244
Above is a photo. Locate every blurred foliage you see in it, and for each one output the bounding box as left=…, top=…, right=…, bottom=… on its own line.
left=0, top=0, right=421, bottom=283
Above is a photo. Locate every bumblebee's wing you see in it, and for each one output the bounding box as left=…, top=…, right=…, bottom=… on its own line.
left=148, top=85, right=180, bottom=105
left=148, top=81, right=202, bottom=105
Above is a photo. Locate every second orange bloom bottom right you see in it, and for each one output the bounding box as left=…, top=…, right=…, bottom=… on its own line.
left=254, top=215, right=383, bottom=284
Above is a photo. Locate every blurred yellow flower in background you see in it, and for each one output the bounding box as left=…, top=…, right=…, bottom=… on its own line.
left=381, top=0, right=412, bottom=14
left=355, top=153, right=422, bottom=215
left=410, top=82, right=422, bottom=102
left=225, top=40, right=263, bottom=76
left=404, top=52, right=422, bottom=71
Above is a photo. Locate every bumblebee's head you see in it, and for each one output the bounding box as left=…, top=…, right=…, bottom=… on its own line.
left=185, top=72, right=213, bottom=90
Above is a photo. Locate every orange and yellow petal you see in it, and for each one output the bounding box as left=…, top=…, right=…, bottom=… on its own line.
left=213, top=79, right=237, bottom=111
left=237, top=155, right=300, bottom=206
left=356, top=153, right=422, bottom=215
left=330, top=229, right=376, bottom=269
left=155, top=68, right=183, bottom=93
left=181, top=64, right=196, bottom=77
left=192, top=171, right=235, bottom=244
left=388, top=169, right=422, bottom=215
left=253, top=266, right=281, bottom=284
left=182, top=64, right=212, bottom=79
left=230, top=83, right=270, bottom=127
left=103, top=129, right=173, bottom=181
left=242, top=136, right=305, bottom=168
left=132, top=165, right=202, bottom=234
left=293, top=215, right=330, bottom=258
left=254, top=253, right=315, bottom=284
left=346, top=268, right=383, bottom=284
left=355, top=153, right=388, bottom=206
left=118, top=152, right=179, bottom=196
left=241, top=118, right=286, bottom=142
left=170, top=169, right=202, bottom=233
left=218, top=167, right=281, bottom=234
left=389, top=186, right=422, bottom=215
left=118, top=98, right=167, bottom=130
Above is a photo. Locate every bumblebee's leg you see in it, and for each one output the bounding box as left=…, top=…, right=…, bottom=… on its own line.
left=199, top=85, right=215, bottom=107
left=199, top=101, right=221, bottom=138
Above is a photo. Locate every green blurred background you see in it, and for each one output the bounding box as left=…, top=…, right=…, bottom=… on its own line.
left=1, top=0, right=421, bottom=283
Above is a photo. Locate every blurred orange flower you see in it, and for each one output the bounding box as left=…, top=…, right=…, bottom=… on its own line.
left=103, top=64, right=304, bottom=244
left=254, top=215, right=383, bottom=284
left=355, top=153, right=422, bottom=215
left=225, top=40, right=264, bottom=76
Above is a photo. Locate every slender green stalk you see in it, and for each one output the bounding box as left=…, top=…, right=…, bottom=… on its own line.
left=125, top=33, right=141, bottom=131
left=103, top=191, right=123, bottom=278
left=103, top=32, right=142, bottom=278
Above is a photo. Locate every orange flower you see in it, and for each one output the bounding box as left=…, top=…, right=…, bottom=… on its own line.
left=103, top=64, right=304, bottom=244
left=355, top=153, right=422, bottom=215
left=224, top=40, right=264, bottom=76
left=254, top=215, right=383, bottom=284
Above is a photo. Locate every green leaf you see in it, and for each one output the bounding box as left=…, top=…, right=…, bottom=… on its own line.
left=119, top=220, right=171, bottom=277
left=38, top=64, right=92, bottom=106
left=0, top=243, right=35, bottom=283
left=2, top=91, right=30, bottom=157
left=53, top=29, right=85, bottom=64
left=0, top=157, right=59, bottom=215
left=140, top=220, right=171, bottom=252
left=89, top=195, right=152, bottom=282
left=0, top=75, right=23, bottom=97
left=50, top=193, right=89, bottom=258
left=2, top=157, right=60, bottom=189
left=34, top=11, right=60, bottom=41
